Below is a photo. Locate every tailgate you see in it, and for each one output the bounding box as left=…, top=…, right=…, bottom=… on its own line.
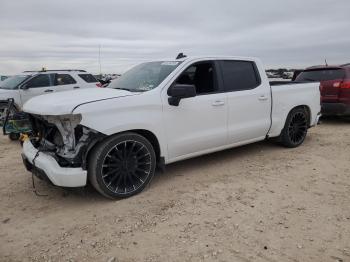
left=320, top=79, right=343, bottom=102
left=296, top=68, right=346, bottom=103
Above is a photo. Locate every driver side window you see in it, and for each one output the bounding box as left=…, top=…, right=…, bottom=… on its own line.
left=175, top=62, right=217, bottom=95
left=25, top=74, right=52, bottom=88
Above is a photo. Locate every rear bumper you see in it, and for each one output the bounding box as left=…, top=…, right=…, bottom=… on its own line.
left=21, top=140, right=87, bottom=187
left=321, top=102, right=350, bottom=116
left=315, top=113, right=321, bottom=125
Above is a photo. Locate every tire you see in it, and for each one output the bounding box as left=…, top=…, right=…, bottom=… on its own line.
left=279, top=107, right=308, bottom=148
left=88, top=132, right=156, bottom=199
left=0, top=103, right=19, bottom=141
left=8, top=133, right=20, bottom=141
left=0, top=103, right=9, bottom=124
left=0, top=102, right=16, bottom=119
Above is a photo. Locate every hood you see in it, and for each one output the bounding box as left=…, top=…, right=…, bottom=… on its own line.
left=0, top=89, right=20, bottom=107
left=23, top=88, right=137, bottom=115
left=0, top=88, right=16, bottom=96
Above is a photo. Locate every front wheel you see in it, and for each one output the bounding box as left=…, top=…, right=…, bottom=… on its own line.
left=279, top=107, right=308, bottom=148
left=88, top=132, right=156, bottom=199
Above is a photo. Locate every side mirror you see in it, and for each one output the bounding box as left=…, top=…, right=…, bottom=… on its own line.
left=167, top=84, right=196, bottom=106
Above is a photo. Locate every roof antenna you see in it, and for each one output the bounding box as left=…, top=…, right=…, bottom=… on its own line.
left=325, top=58, right=328, bottom=67
left=176, top=52, right=187, bottom=59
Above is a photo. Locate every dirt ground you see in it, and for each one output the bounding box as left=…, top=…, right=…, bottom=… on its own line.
left=0, top=118, right=349, bottom=262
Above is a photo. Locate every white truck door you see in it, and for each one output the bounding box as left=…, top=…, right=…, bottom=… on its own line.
left=19, top=74, right=55, bottom=105
left=162, top=61, right=228, bottom=160
left=219, top=60, right=271, bottom=143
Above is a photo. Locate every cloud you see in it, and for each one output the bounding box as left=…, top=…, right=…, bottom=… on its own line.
left=0, top=0, right=349, bottom=74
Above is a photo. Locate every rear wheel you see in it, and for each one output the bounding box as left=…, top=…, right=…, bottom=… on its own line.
left=0, top=103, right=10, bottom=124
left=8, top=133, right=20, bottom=141
left=279, top=107, right=308, bottom=148
left=88, top=132, right=156, bottom=199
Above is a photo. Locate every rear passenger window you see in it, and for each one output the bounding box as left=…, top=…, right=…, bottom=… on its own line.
left=55, top=74, right=76, bottom=85
left=296, top=69, right=345, bottom=82
left=78, top=74, right=98, bottom=83
left=220, top=61, right=260, bottom=91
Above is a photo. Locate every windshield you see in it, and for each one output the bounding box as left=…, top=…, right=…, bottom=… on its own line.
left=108, top=61, right=181, bottom=92
left=0, top=75, right=30, bottom=90
left=296, top=69, right=345, bottom=82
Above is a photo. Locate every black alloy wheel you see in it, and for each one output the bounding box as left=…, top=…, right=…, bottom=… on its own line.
left=102, top=140, right=152, bottom=194
left=89, top=132, right=156, bottom=199
left=287, top=111, right=308, bottom=144
left=280, top=107, right=308, bottom=148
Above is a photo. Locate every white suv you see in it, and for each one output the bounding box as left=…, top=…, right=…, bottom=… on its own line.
left=0, top=70, right=101, bottom=112
left=0, top=75, right=9, bottom=82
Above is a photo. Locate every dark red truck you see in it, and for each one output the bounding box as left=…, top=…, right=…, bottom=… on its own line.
left=296, top=64, right=350, bottom=116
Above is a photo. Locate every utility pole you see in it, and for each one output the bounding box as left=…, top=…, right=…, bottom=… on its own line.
left=98, top=44, right=102, bottom=76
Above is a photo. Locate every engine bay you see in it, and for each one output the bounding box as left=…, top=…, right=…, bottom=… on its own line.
left=28, top=114, right=105, bottom=168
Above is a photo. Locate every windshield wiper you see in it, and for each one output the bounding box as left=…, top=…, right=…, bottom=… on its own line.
left=114, top=87, right=133, bottom=92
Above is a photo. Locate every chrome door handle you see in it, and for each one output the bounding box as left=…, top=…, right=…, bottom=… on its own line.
left=258, top=95, right=268, bottom=101
left=212, top=100, right=225, bottom=106
left=73, top=86, right=80, bottom=89
left=44, top=89, right=53, bottom=93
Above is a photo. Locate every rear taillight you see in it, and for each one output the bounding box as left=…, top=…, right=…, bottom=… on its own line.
left=320, top=80, right=343, bottom=89
left=333, top=82, right=341, bottom=88
left=340, top=80, right=350, bottom=89
left=96, top=82, right=102, bottom=87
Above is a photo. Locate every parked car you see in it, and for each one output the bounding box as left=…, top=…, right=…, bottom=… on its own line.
left=0, top=75, right=9, bottom=82
left=291, top=69, right=303, bottom=81
left=0, top=70, right=101, bottom=139
left=97, top=77, right=111, bottom=87
left=20, top=56, right=321, bottom=199
left=295, top=64, right=350, bottom=116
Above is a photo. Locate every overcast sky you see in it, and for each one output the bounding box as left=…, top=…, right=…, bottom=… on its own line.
left=0, top=0, right=349, bottom=74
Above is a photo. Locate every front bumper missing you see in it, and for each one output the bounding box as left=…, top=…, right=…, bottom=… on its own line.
left=21, top=140, right=87, bottom=187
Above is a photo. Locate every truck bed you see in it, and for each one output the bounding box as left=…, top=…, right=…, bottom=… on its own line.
left=268, top=82, right=321, bottom=137
left=269, top=80, right=314, bottom=86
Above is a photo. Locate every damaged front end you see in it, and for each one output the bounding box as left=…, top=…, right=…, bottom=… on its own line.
left=29, top=114, right=105, bottom=169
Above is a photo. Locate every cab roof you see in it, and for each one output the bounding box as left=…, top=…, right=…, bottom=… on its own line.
left=172, top=55, right=259, bottom=63
left=306, top=63, right=350, bottom=70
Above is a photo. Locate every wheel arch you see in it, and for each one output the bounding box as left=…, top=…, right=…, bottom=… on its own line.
left=278, top=104, right=311, bottom=137
left=128, top=129, right=161, bottom=163
left=84, top=128, right=162, bottom=171
left=290, top=105, right=311, bottom=126
left=269, top=104, right=312, bottom=138
left=277, top=104, right=310, bottom=147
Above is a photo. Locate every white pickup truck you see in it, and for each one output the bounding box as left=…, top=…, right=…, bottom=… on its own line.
left=21, top=56, right=321, bottom=199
